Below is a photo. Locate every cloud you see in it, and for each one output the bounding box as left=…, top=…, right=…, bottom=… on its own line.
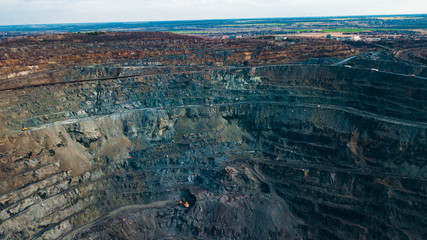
left=0, top=0, right=426, bottom=25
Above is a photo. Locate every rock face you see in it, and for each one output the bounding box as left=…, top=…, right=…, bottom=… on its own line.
left=0, top=33, right=426, bottom=240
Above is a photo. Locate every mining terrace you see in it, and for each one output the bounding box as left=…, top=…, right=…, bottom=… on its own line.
left=0, top=32, right=426, bottom=239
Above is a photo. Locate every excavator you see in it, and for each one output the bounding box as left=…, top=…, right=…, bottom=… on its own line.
left=177, top=198, right=189, bottom=208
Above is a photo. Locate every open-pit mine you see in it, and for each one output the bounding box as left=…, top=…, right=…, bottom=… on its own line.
left=0, top=32, right=426, bottom=239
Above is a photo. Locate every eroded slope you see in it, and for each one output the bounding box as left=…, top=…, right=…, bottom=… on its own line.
left=0, top=33, right=426, bottom=240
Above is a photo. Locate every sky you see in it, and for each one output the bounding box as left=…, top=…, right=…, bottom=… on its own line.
left=0, top=0, right=426, bottom=26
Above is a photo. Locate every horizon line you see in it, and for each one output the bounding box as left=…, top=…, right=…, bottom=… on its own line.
left=0, top=13, right=425, bottom=28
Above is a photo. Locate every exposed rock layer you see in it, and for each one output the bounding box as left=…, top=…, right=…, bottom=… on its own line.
left=0, top=33, right=426, bottom=240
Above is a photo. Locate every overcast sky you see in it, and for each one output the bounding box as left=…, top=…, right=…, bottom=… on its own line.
left=0, top=0, right=426, bottom=25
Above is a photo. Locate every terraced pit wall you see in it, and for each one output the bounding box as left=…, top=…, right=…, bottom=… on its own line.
left=0, top=64, right=426, bottom=239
